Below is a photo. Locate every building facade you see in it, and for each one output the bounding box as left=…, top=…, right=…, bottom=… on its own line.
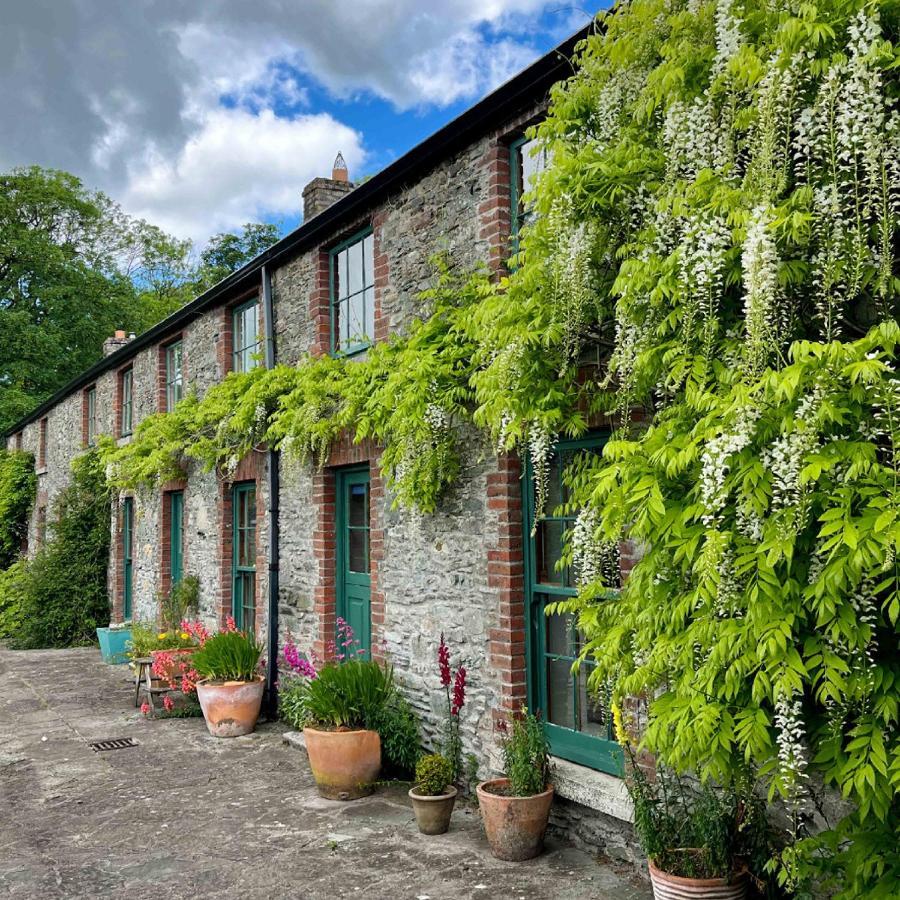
left=4, top=28, right=640, bottom=860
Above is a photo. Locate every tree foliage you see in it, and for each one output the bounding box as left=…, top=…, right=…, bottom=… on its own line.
left=0, top=166, right=195, bottom=434
left=2, top=450, right=111, bottom=648
left=197, top=222, right=282, bottom=288
left=0, top=450, right=36, bottom=569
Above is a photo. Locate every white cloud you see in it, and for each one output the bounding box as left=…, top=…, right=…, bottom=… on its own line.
left=122, top=108, right=365, bottom=241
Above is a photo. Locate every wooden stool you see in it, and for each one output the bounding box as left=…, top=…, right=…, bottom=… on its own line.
left=133, top=657, right=172, bottom=712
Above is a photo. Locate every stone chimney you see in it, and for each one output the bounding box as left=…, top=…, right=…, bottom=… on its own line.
left=302, top=152, right=355, bottom=221
left=103, top=329, right=132, bottom=357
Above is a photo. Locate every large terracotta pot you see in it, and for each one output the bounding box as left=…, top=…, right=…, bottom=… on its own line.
left=409, top=785, right=457, bottom=835
left=476, top=778, right=554, bottom=861
left=196, top=676, right=264, bottom=737
left=303, top=727, right=381, bottom=800
left=648, top=860, right=747, bottom=900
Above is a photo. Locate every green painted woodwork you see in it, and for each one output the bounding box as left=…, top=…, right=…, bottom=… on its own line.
left=231, top=481, right=256, bottom=631
left=121, top=368, right=133, bottom=436
left=232, top=299, right=260, bottom=373
left=329, top=227, right=374, bottom=356
left=523, top=434, right=622, bottom=776
left=122, top=497, right=134, bottom=620
left=165, top=341, right=183, bottom=412
left=336, top=466, right=371, bottom=655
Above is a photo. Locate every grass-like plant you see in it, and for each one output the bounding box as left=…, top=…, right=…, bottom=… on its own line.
left=499, top=709, right=550, bottom=797
left=192, top=630, right=262, bottom=682
left=298, top=658, right=395, bottom=730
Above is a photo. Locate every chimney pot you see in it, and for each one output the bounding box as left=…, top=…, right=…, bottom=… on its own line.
left=302, top=152, right=355, bottom=220
left=332, top=151, right=349, bottom=182
left=115, top=329, right=126, bottom=339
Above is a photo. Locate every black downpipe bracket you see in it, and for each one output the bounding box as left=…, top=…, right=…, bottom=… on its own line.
left=262, top=264, right=280, bottom=719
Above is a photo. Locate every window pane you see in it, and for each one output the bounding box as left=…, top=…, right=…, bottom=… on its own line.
left=535, top=519, right=567, bottom=586
left=547, top=657, right=574, bottom=729
left=336, top=249, right=348, bottom=300
left=339, top=298, right=350, bottom=348
left=348, top=483, right=368, bottom=527
left=578, top=664, right=609, bottom=739
left=234, top=308, right=245, bottom=355
left=348, top=238, right=364, bottom=295
left=348, top=527, right=368, bottom=573
left=546, top=611, right=573, bottom=657
left=348, top=291, right=365, bottom=344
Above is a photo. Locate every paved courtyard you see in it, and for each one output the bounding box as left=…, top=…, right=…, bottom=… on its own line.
left=0, top=648, right=651, bottom=899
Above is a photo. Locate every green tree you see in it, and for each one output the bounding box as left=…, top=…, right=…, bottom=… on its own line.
left=0, top=166, right=193, bottom=434
left=197, top=222, right=281, bottom=288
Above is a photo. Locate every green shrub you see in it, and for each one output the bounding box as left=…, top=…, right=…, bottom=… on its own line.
left=499, top=710, right=549, bottom=798
left=0, top=450, right=36, bottom=570
left=375, top=690, right=420, bottom=775
left=414, top=754, right=453, bottom=796
left=0, top=560, right=27, bottom=641
left=6, top=451, right=111, bottom=649
left=192, top=630, right=262, bottom=682
left=278, top=676, right=308, bottom=730
left=296, top=659, right=394, bottom=731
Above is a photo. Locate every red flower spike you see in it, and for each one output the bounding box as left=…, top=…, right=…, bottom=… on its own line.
left=438, top=633, right=451, bottom=687
left=451, top=665, right=467, bottom=716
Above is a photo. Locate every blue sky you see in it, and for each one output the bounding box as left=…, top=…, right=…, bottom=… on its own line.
left=1, top=1, right=608, bottom=244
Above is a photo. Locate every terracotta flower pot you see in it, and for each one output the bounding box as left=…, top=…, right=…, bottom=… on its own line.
left=303, top=727, right=381, bottom=800
left=196, top=676, right=264, bottom=737
left=409, top=785, right=457, bottom=835
left=476, top=778, right=554, bottom=861
left=648, top=860, right=747, bottom=900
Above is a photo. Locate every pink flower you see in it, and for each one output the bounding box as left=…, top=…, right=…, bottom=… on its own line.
left=140, top=702, right=151, bottom=716
left=225, top=615, right=238, bottom=633
left=438, top=634, right=451, bottom=687
left=163, top=695, right=175, bottom=712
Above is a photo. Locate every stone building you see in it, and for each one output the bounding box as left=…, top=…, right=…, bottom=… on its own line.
left=4, top=27, right=638, bottom=859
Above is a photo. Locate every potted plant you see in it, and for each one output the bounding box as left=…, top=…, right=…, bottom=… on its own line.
left=192, top=627, right=264, bottom=737
left=613, top=705, right=767, bottom=899
left=409, top=753, right=456, bottom=835
left=297, top=657, right=395, bottom=799
left=477, top=709, right=554, bottom=861
left=96, top=620, right=133, bottom=664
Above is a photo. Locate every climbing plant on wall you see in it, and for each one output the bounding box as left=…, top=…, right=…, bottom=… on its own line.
left=0, top=449, right=36, bottom=570
left=95, top=1, right=900, bottom=891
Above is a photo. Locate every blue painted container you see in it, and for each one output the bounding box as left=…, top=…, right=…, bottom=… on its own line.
left=96, top=626, right=132, bottom=665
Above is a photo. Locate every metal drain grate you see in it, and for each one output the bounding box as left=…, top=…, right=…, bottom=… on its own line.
left=89, top=738, right=138, bottom=752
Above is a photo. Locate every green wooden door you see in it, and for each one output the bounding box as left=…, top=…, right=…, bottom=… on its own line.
left=336, top=467, right=371, bottom=655
left=232, top=482, right=257, bottom=631
left=169, top=491, right=184, bottom=586
left=122, top=498, right=134, bottom=620
left=523, top=436, right=622, bottom=776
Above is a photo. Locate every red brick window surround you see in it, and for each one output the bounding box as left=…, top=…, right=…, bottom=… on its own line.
left=37, top=418, right=48, bottom=470
left=14, top=432, right=23, bottom=451
left=216, top=454, right=266, bottom=635
left=82, top=385, right=97, bottom=447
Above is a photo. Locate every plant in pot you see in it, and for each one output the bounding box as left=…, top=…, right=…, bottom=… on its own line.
left=614, top=705, right=769, bottom=899
left=192, top=625, right=264, bottom=737
left=295, top=654, right=395, bottom=800
left=477, top=709, right=554, bottom=861
left=409, top=753, right=456, bottom=835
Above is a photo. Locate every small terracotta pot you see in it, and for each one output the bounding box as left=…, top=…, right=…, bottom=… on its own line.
left=303, top=727, right=381, bottom=800
left=409, top=785, right=457, bottom=835
left=196, top=676, right=264, bottom=737
left=476, top=778, right=554, bottom=861
left=648, top=860, right=747, bottom=900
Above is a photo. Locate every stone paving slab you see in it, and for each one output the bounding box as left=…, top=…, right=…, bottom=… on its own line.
left=0, top=647, right=652, bottom=900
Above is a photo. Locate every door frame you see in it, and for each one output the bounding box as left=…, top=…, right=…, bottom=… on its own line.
left=522, top=434, right=623, bottom=776
left=335, top=465, right=372, bottom=655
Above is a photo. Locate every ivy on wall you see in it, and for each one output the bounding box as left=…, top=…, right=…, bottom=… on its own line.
left=0, top=449, right=36, bottom=570
left=95, top=1, right=900, bottom=892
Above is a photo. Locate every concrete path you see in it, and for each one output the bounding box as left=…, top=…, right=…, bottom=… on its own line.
left=0, top=647, right=651, bottom=899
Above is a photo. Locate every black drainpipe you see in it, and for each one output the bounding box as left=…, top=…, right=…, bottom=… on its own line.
left=262, top=263, right=280, bottom=719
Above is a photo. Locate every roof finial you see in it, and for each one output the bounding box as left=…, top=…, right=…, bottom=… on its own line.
left=332, top=151, right=349, bottom=182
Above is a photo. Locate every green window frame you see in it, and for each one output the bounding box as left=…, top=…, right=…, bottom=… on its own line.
left=165, top=341, right=184, bottom=412
left=509, top=135, right=547, bottom=253
left=329, top=227, right=375, bottom=356
left=523, top=434, right=622, bottom=776
left=122, top=497, right=134, bottom=620
left=231, top=481, right=257, bottom=631
left=232, top=300, right=261, bottom=373
left=86, top=386, right=97, bottom=446
left=168, top=491, right=184, bottom=587
left=121, top=368, right=133, bottom=436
